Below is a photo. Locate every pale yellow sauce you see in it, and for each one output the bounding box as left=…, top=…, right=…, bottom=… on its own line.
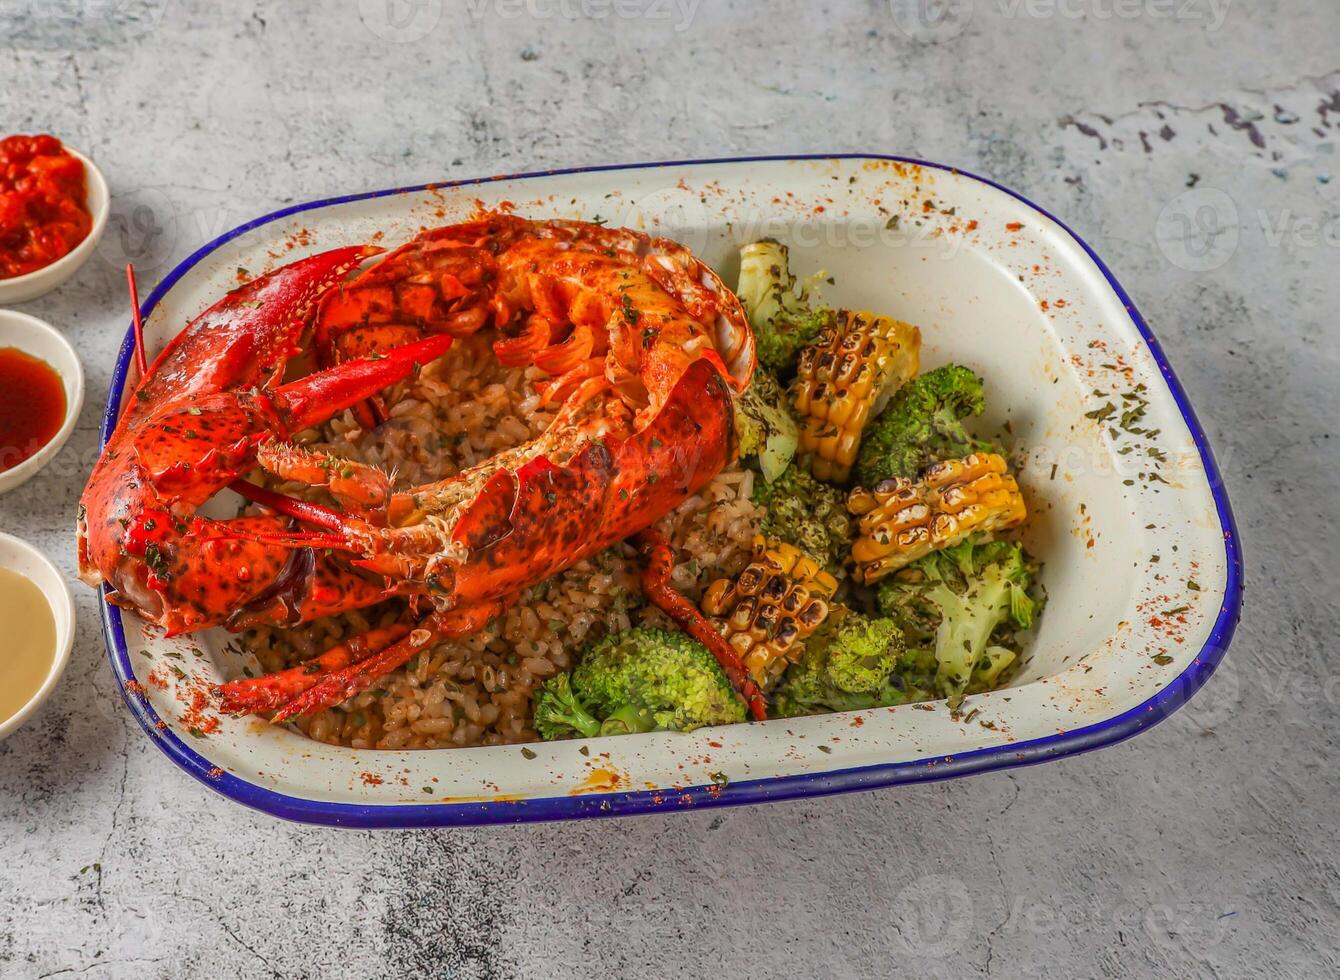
left=0, top=568, right=57, bottom=726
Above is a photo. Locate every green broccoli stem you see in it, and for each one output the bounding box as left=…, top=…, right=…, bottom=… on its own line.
left=879, top=539, right=1037, bottom=698
left=598, top=705, right=657, bottom=737
left=534, top=674, right=603, bottom=740
left=557, top=696, right=603, bottom=739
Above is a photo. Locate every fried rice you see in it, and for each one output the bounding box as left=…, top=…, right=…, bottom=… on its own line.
left=239, top=331, right=763, bottom=749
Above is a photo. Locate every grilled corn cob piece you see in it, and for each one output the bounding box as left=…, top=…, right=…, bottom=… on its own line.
left=791, top=310, right=921, bottom=483
left=701, top=535, right=838, bottom=688
left=848, top=452, right=1027, bottom=584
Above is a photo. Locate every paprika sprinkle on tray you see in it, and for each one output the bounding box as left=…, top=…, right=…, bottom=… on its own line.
left=0, top=135, right=92, bottom=280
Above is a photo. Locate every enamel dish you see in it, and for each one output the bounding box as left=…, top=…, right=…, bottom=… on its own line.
left=100, top=157, right=1242, bottom=827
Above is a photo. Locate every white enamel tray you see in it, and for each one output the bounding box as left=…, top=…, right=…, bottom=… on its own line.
left=101, top=157, right=1242, bottom=827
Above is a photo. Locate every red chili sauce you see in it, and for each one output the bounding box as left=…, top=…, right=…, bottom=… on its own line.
left=0, top=348, right=66, bottom=473
left=0, top=135, right=92, bottom=280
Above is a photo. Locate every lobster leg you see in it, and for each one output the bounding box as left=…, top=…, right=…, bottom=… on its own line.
left=214, top=623, right=413, bottom=715
left=323, top=324, right=432, bottom=429
left=253, top=441, right=393, bottom=513
left=254, top=598, right=509, bottom=722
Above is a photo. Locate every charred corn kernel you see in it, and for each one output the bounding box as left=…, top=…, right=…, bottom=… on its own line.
left=848, top=452, right=1027, bottom=584
left=701, top=535, right=838, bottom=688
left=791, top=310, right=921, bottom=483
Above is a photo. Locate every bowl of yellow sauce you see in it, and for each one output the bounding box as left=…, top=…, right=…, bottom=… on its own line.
left=0, top=532, right=75, bottom=740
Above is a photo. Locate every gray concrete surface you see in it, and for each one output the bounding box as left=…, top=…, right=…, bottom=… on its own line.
left=1, top=1, right=1336, bottom=977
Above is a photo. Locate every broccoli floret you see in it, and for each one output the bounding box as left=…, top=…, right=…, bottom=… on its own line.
left=854, top=365, right=1000, bottom=488
left=532, top=673, right=601, bottom=740
left=774, top=610, right=927, bottom=717
left=824, top=615, right=904, bottom=694
left=736, top=240, right=833, bottom=376
left=878, top=537, right=1040, bottom=697
left=734, top=368, right=799, bottom=483
left=572, top=628, right=747, bottom=734
left=750, top=464, right=852, bottom=571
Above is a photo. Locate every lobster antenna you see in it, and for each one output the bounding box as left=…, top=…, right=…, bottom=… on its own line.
left=228, top=478, right=348, bottom=532
left=126, top=263, right=148, bottom=376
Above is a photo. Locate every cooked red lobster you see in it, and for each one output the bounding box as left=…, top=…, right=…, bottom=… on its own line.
left=78, top=214, right=758, bottom=722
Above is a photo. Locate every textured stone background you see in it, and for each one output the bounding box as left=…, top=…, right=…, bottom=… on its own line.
left=1, top=1, right=1337, bottom=978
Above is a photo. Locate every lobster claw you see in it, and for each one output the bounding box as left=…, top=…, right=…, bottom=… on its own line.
left=121, top=246, right=378, bottom=429
left=80, top=254, right=456, bottom=635
left=224, top=548, right=400, bottom=632
left=450, top=468, right=518, bottom=553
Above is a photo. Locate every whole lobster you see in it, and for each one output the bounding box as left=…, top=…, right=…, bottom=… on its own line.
left=79, top=214, right=760, bottom=722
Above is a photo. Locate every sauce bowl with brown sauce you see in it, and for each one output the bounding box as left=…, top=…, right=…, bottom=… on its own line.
left=0, top=310, right=83, bottom=494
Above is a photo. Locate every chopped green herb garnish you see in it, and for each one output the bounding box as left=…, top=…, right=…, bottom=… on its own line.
left=621, top=292, right=640, bottom=325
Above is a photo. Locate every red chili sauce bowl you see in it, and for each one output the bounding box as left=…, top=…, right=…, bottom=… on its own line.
left=0, top=134, right=94, bottom=281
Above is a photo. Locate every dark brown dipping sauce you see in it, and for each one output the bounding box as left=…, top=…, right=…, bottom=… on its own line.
left=0, top=347, right=65, bottom=473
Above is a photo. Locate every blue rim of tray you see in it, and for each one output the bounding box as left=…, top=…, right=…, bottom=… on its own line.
left=100, top=154, right=1244, bottom=828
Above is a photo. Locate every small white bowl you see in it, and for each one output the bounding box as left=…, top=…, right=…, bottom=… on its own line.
left=0, top=310, right=84, bottom=494
left=0, top=144, right=110, bottom=304
left=0, top=531, right=76, bottom=741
